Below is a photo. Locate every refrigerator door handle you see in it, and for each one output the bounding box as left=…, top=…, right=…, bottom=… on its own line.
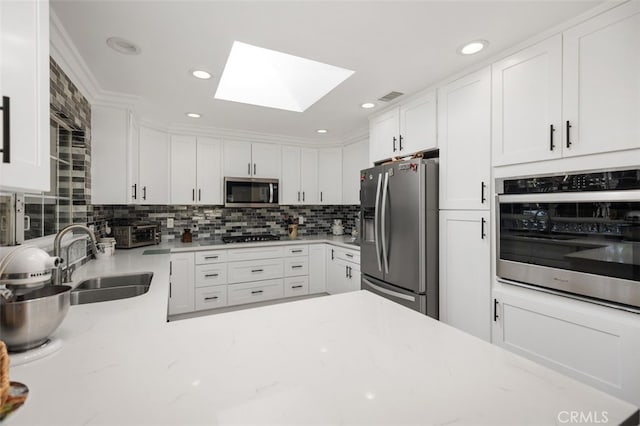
left=374, top=172, right=383, bottom=272
left=381, top=171, right=390, bottom=274
left=363, top=278, right=415, bottom=302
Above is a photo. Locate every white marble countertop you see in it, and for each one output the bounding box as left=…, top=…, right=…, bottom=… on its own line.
left=7, top=247, right=638, bottom=425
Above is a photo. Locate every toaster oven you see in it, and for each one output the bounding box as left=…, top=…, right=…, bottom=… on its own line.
left=112, top=223, right=159, bottom=249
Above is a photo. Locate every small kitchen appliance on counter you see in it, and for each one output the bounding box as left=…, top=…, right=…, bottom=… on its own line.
left=112, top=222, right=159, bottom=248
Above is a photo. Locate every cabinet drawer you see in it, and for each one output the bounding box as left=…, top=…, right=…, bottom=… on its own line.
left=227, top=246, right=285, bottom=261
left=284, top=276, right=309, bottom=297
left=227, top=279, right=284, bottom=306
left=331, top=247, right=360, bottom=264
left=195, top=250, right=228, bottom=265
left=195, top=264, right=227, bottom=287
left=284, top=256, right=309, bottom=277
left=195, top=286, right=228, bottom=311
left=284, top=245, right=308, bottom=256
left=228, top=258, right=284, bottom=284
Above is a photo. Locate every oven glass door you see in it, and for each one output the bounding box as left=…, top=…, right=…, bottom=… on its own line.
left=499, top=200, right=640, bottom=282
left=225, top=179, right=278, bottom=207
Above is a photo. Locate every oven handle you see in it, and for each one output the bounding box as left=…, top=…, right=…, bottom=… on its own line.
left=497, top=190, right=640, bottom=204
left=269, top=183, right=273, bottom=203
left=363, top=278, right=415, bottom=302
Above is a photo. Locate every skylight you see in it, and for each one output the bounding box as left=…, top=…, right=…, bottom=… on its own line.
left=214, top=41, right=354, bottom=112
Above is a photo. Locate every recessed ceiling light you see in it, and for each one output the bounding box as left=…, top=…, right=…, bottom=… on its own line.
left=215, top=41, right=355, bottom=112
left=191, top=69, right=212, bottom=80
left=316, top=129, right=328, bottom=134
left=106, top=37, right=141, bottom=55
left=458, top=40, right=489, bottom=55
left=361, top=102, right=376, bottom=109
left=186, top=112, right=201, bottom=118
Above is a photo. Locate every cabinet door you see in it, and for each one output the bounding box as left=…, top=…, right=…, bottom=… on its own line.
left=369, top=108, right=399, bottom=164
left=139, top=126, right=170, bottom=204
left=281, top=146, right=301, bottom=204
left=300, top=148, right=318, bottom=204
left=327, top=257, right=350, bottom=295
left=318, top=148, right=342, bottom=204
left=170, top=135, right=197, bottom=204
left=0, top=0, right=49, bottom=192
left=342, top=140, right=368, bottom=205
left=128, top=113, right=140, bottom=204
left=399, top=91, right=437, bottom=155
left=492, top=283, right=640, bottom=406
left=196, top=137, right=223, bottom=205
left=563, top=1, right=640, bottom=157
left=308, top=244, right=327, bottom=294
left=169, top=252, right=195, bottom=315
left=492, top=35, right=563, bottom=166
left=439, top=210, right=491, bottom=341
left=438, top=68, right=491, bottom=210
left=223, top=141, right=252, bottom=177
left=346, top=263, right=361, bottom=292
left=252, top=143, right=281, bottom=179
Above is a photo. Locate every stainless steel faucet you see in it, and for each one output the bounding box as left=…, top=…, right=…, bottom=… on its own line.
left=53, top=224, right=101, bottom=285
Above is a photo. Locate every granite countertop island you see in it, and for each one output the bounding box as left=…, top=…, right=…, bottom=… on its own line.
left=7, top=244, right=639, bottom=425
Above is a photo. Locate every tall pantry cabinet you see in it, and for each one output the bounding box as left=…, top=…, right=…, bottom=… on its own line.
left=438, top=67, right=492, bottom=342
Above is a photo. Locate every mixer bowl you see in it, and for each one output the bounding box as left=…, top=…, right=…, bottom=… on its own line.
left=0, top=285, right=71, bottom=352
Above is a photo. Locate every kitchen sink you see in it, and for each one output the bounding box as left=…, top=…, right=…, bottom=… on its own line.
left=70, top=272, right=153, bottom=305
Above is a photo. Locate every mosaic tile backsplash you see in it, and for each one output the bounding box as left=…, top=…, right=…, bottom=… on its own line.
left=92, top=205, right=360, bottom=241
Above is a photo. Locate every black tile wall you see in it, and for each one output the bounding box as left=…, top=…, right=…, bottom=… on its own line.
left=92, top=204, right=360, bottom=240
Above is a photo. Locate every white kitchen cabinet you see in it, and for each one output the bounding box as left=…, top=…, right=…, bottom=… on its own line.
left=342, top=140, right=368, bottom=205
left=438, top=68, right=491, bottom=210
left=227, top=278, right=284, bottom=306
left=169, top=252, right=195, bottom=315
left=195, top=286, right=227, bottom=311
left=439, top=210, right=491, bottom=341
left=91, top=106, right=139, bottom=204
left=223, top=141, right=280, bottom=179
left=326, top=246, right=360, bottom=295
left=492, top=282, right=640, bottom=406
left=308, top=244, right=327, bottom=294
left=0, top=0, right=50, bottom=192
left=492, top=35, right=563, bottom=166
left=318, top=148, right=342, bottom=204
left=284, top=276, right=310, bottom=297
left=368, top=90, right=437, bottom=164
left=138, top=126, right=170, bottom=204
left=170, top=135, right=222, bottom=205
left=281, top=146, right=318, bottom=204
left=562, top=0, right=640, bottom=158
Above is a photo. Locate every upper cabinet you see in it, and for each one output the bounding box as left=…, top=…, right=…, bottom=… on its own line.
left=138, top=126, right=169, bottom=204
left=0, top=0, right=50, bottom=193
left=493, top=1, right=640, bottom=166
left=438, top=68, right=491, bottom=211
left=170, top=135, right=223, bottom=205
left=280, top=146, right=318, bottom=205
left=318, top=148, right=342, bottom=204
left=224, top=141, right=281, bottom=179
left=368, top=90, right=437, bottom=164
left=342, top=140, right=368, bottom=205
left=92, top=106, right=138, bottom=204
left=492, top=35, right=563, bottom=166
left=562, top=1, right=640, bottom=157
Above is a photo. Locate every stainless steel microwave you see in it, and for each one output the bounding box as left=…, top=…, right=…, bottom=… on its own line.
left=496, top=169, right=640, bottom=311
left=224, top=177, right=279, bottom=207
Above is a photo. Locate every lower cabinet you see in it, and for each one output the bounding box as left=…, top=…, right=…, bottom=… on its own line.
left=492, top=282, right=640, bottom=406
left=308, top=245, right=327, bottom=294
left=168, top=252, right=195, bottom=315
left=326, top=247, right=361, bottom=295
left=195, top=285, right=227, bottom=311
left=284, top=276, right=310, bottom=297
left=227, top=278, right=284, bottom=306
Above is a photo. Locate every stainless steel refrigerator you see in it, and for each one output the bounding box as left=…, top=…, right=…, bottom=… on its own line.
left=360, top=158, right=438, bottom=319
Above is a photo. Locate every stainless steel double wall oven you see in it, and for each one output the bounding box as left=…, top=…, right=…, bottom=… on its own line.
left=497, top=169, right=640, bottom=311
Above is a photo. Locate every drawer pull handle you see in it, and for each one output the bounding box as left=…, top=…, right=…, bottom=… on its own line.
left=291, top=249, right=303, bottom=253
left=251, top=269, right=264, bottom=273
left=205, top=273, right=219, bottom=277
left=204, top=256, right=219, bottom=259
left=292, top=285, right=303, bottom=289
left=345, top=253, right=353, bottom=258
left=251, top=290, right=264, bottom=294
left=205, top=296, right=219, bottom=301
left=291, top=265, right=303, bottom=269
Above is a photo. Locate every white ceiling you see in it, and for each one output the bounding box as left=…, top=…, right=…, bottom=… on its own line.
left=51, top=0, right=601, bottom=142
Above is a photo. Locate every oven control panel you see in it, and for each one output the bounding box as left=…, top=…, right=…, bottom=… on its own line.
left=502, top=169, right=640, bottom=194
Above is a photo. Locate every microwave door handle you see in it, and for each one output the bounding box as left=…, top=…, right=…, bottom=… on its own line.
left=374, top=173, right=383, bottom=272
left=269, top=183, right=273, bottom=203
left=381, top=171, right=390, bottom=274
